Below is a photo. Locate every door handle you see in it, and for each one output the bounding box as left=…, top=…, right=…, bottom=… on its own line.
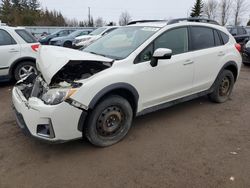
left=9, top=49, right=19, bottom=53
left=183, top=60, right=194, bottom=66
left=218, top=51, right=225, bottom=57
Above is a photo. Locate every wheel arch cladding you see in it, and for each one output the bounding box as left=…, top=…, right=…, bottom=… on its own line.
left=223, top=61, right=238, bottom=82
left=88, top=83, right=139, bottom=116
left=9, top=57, right=36, bottom=78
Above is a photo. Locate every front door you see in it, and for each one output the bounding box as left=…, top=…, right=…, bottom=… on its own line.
left=133, top=27, right=194, bottom=110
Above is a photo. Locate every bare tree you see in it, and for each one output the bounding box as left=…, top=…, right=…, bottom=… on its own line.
left=233, top=0, right=249, bottom=26
left=95, top=17, right=105, bottom=27
left=219, top=0, right=232, bottom=25
left=65, top=18, right=79, bottom=27
left=203, top=0, right=218, bottom=20
left=119, top=11, right=132, bottom=26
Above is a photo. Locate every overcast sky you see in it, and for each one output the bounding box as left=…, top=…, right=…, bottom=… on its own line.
left=39, top=0, right=195, bottom=23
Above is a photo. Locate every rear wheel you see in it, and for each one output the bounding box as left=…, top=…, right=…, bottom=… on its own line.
left=208, top=70, right=235, bottom=103
left=14, top=61, right=37, bottom=81
left=84, top=95, right=133, bottom=147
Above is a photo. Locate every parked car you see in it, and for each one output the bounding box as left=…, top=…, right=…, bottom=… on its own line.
left=0, top=26, right=39, bottom=81
left=246, top=27, right=250, bottom=37
left=72, top=26, right=118, bottom=49
left=227, top=26, right=249, bottom=45
left=49, top=29, right=95, bottom=48
left=39, top=29, right=75, bottom=45
left=242, top=40, right=250, bottom=65
left=12, top=18, right=242, bottom=147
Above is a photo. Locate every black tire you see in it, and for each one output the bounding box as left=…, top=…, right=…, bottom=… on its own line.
left=63, top=41, right=72, bottom=48
left=208, top=70, right=235, bottom=103
left=84, top=95, right=133, bottom=147
left=14, top=61, right=37, bottom=81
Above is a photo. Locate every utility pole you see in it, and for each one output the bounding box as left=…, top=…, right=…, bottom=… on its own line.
left=88, top=7, right=91, bottom=26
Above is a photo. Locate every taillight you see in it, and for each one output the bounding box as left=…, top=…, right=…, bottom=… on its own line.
left=31, top=44, right=40, bottom=52
left=235, top=43, right=241, bottom=52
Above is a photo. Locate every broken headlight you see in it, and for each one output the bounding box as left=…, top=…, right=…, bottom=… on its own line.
left=42, top=88, right=77, bottom=105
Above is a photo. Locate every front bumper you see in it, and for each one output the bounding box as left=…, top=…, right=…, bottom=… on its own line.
left=12, top=87, right=84, bottom=142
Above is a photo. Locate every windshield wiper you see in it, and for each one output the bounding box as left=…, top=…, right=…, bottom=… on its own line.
left=88, top=51, right=108, bottom=58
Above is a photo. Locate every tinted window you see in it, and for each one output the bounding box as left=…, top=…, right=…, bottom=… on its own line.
left=134, top=27, right=188, bottom=64
left=190, top=27, right=214, bottom=50
left=0, top=29, right=16, bottom=46
left=229, top=28, right=237, bottom=35
left=214, top=30, right=222, bottom=46
left=220, top=31, right=229, bottom=44
left=58, top=30, right=69, bottom=36
left=238, top=28, right=246, bottom=35
left=15, top=29, right=37, bottom=43
left=154, top=27, right=188, bottom=55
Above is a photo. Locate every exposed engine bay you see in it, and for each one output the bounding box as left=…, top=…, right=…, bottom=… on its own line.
left=51, top=60, right=111, bottom=84
left=16, top=60, right=112, bottom=101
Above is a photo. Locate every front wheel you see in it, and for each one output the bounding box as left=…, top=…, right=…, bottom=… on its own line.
left=208, top=70, right=235, bottom=103
left=63, top=41, right=72, bottom=48
left=84, top=95, right=133, bottom=147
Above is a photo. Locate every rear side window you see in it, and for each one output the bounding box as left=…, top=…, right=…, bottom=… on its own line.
left=190, top=27, right=214, bottom=50
left=15, top=29, right=37, bottom=43
left=238, top=28, right=246, bottom=35
left=0, top=29, right=16, bottom=46
left=220, top=31, right=229, bottom=44
left=214, top=30, right=222, bottom=46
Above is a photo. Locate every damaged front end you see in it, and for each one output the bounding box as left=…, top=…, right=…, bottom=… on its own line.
left=16, top=59, right=111, bottom=106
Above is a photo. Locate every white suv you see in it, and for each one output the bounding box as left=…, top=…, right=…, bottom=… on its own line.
left=12, top=19, right=242, bottom=147
left=0, top=26, right=39, bottom=81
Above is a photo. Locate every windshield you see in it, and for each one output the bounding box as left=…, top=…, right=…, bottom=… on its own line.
left=83, top=26, right=160, bottom=60
left=68, top=30, right=83, bottom=38
left=89, top=27, right=107, bottom=35
left=51, top=30, right=61, bottom=35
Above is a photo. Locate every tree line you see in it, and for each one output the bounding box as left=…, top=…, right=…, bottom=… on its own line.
left=0, top=0, right=67, bottom=26
left=0, top=0, right=126, bottom=26
left=190, top=0, right=250, bottom=26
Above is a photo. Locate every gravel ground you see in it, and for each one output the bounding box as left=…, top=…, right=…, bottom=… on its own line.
left=0, top=66, right=250, bottom=188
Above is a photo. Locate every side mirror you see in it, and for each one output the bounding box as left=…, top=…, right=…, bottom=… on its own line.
left=150, top=48, right=172, bottom=67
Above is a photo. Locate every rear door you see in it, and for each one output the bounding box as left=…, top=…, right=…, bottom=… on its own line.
left=0, top=29, right=20, bottom=76
left=189, top=26, right=226, bottom=92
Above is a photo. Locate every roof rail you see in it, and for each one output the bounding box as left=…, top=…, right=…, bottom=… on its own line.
left=168, top=17, right=219, bottom=25
left=127, top=20, right=167, bottom=25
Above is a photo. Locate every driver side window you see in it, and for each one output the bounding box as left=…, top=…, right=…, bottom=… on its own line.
left=154, top=27, right=188, bottom=55
left=135, top=27, right=188, bottom=64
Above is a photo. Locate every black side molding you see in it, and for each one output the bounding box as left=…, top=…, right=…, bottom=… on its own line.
left=88, top=82, right=139, bottom=110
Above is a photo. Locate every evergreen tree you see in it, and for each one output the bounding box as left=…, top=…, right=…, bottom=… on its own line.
left=248, top=20, right=250, bottom=26
left=190, top=0, right=204, bottom=17
left=0, top=0, right=12, bottom=24
left=0, top=0, right=67, bottom=26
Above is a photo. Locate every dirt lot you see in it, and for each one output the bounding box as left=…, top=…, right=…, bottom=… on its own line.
left=0, top=67, right=250, bottom=188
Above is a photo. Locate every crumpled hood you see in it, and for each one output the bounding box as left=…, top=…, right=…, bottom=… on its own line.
left=37, top=46, right=113, bottom=84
